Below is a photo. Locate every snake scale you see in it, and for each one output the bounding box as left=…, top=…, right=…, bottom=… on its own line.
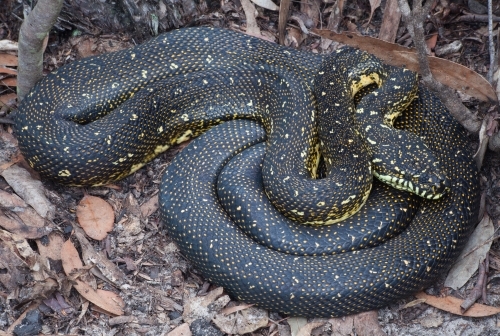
left=15, top=27, right=479, bottom=317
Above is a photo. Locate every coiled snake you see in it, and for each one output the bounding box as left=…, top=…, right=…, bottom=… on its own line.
left=15, top=27, right=479, bottom=317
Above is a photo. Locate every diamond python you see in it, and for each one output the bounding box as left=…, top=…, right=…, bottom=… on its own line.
left=15, top=27, right=479, bottom=317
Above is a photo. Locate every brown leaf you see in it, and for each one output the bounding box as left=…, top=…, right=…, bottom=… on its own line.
left=415, top=292, right=500, bottom=317
left=37, top=232, right=65, bottom=262
left=0, top=66, right=17, bottom=75
left=1, top=77, right=16, bottom=87
left=312, top=29, right=497, bottom=102
left=61, top=239, right=124, bottom=316
left=426, top=34, right=438, bottom=53
left=77, top=195, right=115, bottom=240
left=0, top=189, right=26, bottom=208
left=61, top=238, right=84, bottom=271
left=0, top=53, right=17, bottom=66
left=0, top=210, right=51, bottom=239
left=0, top=93, right=16, bottom=105
left=140, top=194, right=159, bottom=218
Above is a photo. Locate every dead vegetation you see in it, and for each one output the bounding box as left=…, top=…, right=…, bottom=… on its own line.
left=1, top=0, right=500, bottom=335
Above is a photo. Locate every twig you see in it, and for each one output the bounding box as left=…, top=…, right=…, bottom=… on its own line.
left=482, top=255, right=490, bottom=305
left=460, top=257, right=488, bottom=312
left=397, top=0, right=482, bottom=135
left=453, top=13, right=500, bottom=23
left=487, top=0, right=495, bottom=83
left=17, top=0, right=64, bottom=101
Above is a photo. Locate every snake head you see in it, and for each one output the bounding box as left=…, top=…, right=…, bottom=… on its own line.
left=370, top=129, right=450, bottom=200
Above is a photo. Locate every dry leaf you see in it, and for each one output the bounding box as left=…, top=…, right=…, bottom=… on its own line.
left=0, top=241, right=28, bottom=291
left=402, top=298, right=426, bottom=309
left=0, top=189, right=26, bottom=208
left=1, top=77, right=16, bottom=87
left=36, top=232, right=65, bottom=262
left=250, top=0, right=279, bottom=11
left=0, top=53, right=18, bottom=66
left=288, top=317, right=307, bottom=336
left=76, top=195, right=115, bottom=240
left=330, top=311, right=385, bottom=336
left=167, top=323, right=192, bottom=336
left=444, top=214, right=494, bottom=289
left=182, top=287, right=227, bottom=324
left=0, top=40, right=18, bottom=51
left=61, top=239, right=124, bottom=316
left=140, top=194, right=159, bottom=218
left=0, top=210, right=51, bottom=239
left=212, top=306, right=268, bottom=334
left=0, top=66, right=17, bottom=75
left=1, top=165, right=55, bottom=218
left=312, top=29, right=497, bottom=102
left=296, top=321, right=327, bottom=336
left=0, top=93, right=16, bottom=105
left=417, top=311, right=443, bottom=328
left=74, top=227, right=126, bottom=285
left=415, top=292, right=500, bottom=317
left=241, top=0, right=261, bottom=38
left=426, top=34, right=438, bottom=53
left=220, top=303, right=254, bottom=315
left=474, top=117, right=489, bottom=169
left=365, top=0, right=382, bottom=26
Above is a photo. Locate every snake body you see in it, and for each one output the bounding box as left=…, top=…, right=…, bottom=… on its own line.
left=15, top=27, right=479, bottom=317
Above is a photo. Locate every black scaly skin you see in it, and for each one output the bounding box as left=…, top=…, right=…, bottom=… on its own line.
left=16, top=27, right=380, bottom=224
left=160, top=86, right=478, bottom=316
left=218, top=143, right=420, bottom=256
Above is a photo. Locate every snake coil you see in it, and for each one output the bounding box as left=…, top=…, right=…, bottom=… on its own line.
left=15, top=27, right=479, bottom=317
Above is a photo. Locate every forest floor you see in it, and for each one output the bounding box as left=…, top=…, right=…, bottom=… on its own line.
left=0, top=0, right=500, bottom=335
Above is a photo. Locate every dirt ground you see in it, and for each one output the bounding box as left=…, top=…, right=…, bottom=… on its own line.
left=1, top=0, right=500, bottom=335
